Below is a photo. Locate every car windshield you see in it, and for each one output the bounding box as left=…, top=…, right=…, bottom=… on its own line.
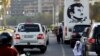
left=73, top=25, right=90, bottom=32
left=18, top=24, right=40, bottom=32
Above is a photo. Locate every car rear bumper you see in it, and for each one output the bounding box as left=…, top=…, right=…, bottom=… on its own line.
left=63, top=36, right=71, bottom=41
left=70, top=38, right=79, bottom=42
left=87, top=44, right=100, bottom=54
left=14, top=45, right=46, bottom=49
left=95, top=45, right=100, bottom=54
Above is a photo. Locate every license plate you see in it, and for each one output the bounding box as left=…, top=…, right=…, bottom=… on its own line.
left=24, top=35, right=33, bottom=38
left=33, top=41, right=38, bottom=43
left=27, top=42, right=30, bottom=45
left=24, top=48, right=33, bottom=51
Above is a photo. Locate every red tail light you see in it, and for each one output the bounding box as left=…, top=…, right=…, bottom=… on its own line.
left=88, top=38, right=95, bottom=44
left=37, top=34, right=44, bottom=39
left=15, top=34, right=20, bottom=39
left=65, top=27, right=67, bottom=36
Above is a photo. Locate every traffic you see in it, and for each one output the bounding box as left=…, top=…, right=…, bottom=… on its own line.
left=0, top=21, right=99, bottom=56
left=0, top=0, right=100, bottom=56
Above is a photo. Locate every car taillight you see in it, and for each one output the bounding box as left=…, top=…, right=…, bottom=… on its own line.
left=88, top=38, right=95, bottom=44
left=37, top=34, right=44, bottom=39
left=65, top=27, right=67, bottom=36
left=15, top=34, right=20, bottom=39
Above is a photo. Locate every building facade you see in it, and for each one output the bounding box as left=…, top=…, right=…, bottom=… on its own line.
left=10, top=0, right=64, bottom=16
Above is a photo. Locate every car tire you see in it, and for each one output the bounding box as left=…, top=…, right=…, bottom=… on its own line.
left=64, top=40, right=70, bottom=44
left=15, top=47, right=24, bottom=54
left=96, top=50, right=100, bottom=56
left=97, top=54, right=100, bottom=56
left=70, top=43, right=74, bottom=48
left=70, top=40, right=75, bottom=48
left=40, top=46, right=47, bottom=53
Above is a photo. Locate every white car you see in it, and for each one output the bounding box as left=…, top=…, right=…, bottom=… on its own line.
left=87, top=23, right=100, bottom=55
left=13, top=23, right=48, bottom=53
left=42, top=25, right=49, bottom=45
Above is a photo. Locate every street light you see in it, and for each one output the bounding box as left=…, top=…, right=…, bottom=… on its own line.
left=0, top=5, right=2, bottom=9
left=52, top=0, right=56, bottom=27
left=55, top=11, right=59, bottom=26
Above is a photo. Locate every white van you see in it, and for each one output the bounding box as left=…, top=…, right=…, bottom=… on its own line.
left=63, top=0, right=90, bottom=43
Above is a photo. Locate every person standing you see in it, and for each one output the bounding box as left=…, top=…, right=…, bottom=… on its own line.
left=57, top=26, right=63, bottom=44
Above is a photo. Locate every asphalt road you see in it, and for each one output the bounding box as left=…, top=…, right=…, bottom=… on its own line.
left=21, top=32, right=74, bottom=56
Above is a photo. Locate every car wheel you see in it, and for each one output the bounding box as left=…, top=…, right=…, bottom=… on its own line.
left=70, top=40, right=75, bottom=48
left=15, top=47, right=24, bottom=54
left=96, top=50, right=100, bottom=56
left=70, top=43, right=74, bottom=48
left=40, top=46, right=47, bottom=53
left=97, top=54, right=100, bottom=56
left=64, top=40, right=70, bottom=44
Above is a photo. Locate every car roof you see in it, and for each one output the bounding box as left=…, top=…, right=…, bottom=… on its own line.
left=91, top=23, right=100, bottom=28
left=18, top=23, right=41, bottom=25
left=79, top=23, right=90, bottom=25
left=92, top=23, right=100, bottom=26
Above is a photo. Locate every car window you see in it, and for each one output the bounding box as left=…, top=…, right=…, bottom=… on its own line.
left=96, top=33, right=100, bottom=44
left=82, top=27, right=90, bottom=37
left=18, top=24, right=40, bottom=32
left=93, top=25, right=100, bottom=38
left=73, top=25, right=90, bottom=32
left=42, top=26, right=45, bottom=32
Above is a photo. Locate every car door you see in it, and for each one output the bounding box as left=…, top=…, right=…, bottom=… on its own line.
left=42, top=25, right=48, bottom=42
left=94, top=26, right=100, bottom=52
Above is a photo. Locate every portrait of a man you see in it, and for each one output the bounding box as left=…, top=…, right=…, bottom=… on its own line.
left=67, top=0, right=87, bottom=23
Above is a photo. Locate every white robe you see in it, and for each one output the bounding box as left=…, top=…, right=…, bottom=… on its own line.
left=73, top=41, right=82, bottom=56
left=20, top=54, right=26, bottom=56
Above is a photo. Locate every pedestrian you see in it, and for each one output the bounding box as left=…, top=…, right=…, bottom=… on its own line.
left=0, top=32, right=19, bottom=56
left=57, top=26, right=63, bottom=44
left=56, top=26, right=60, bottom=43
left=73, top=41, right=82, bottom=56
